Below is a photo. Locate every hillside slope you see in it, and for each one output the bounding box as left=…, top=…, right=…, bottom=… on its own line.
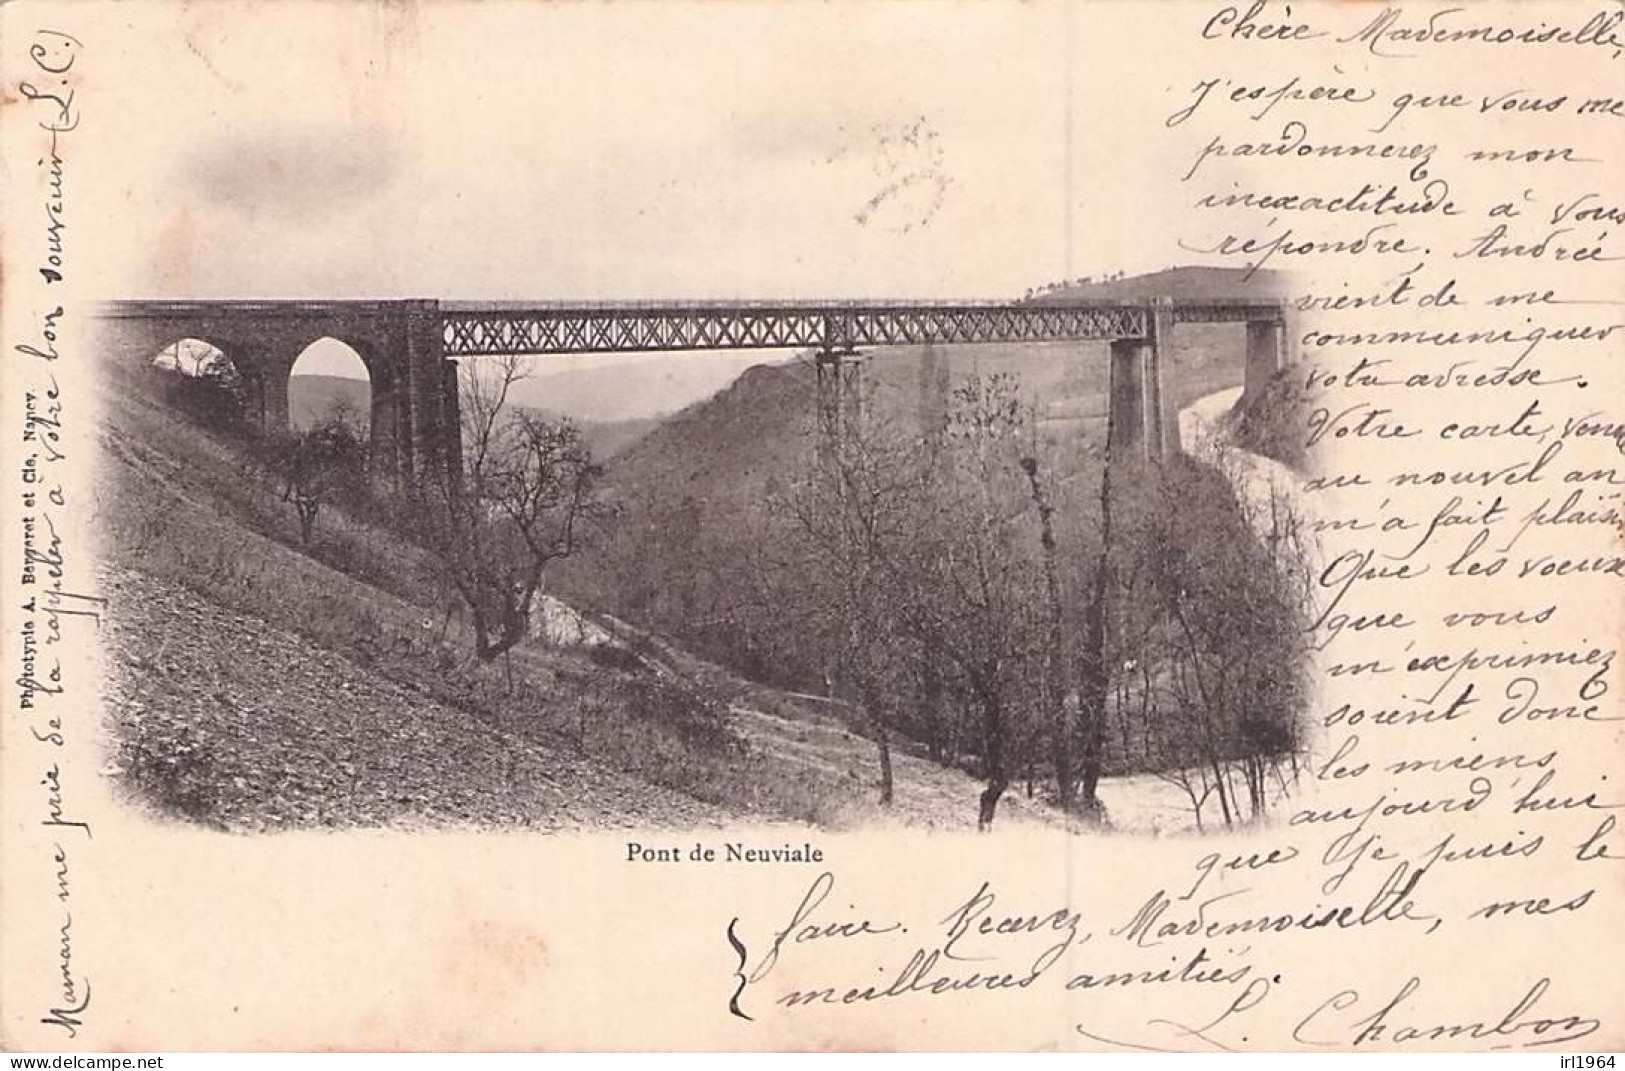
left=508, top=351, right=792, bottom=422
left=558, top=306, right=1262, bottom=672
left=1031, top=264, right=1291, bottom=303
left=591, top=265, right=1282, bottom=515
left=100, top=379, right=740, bottom=830
left=99, top=368, right=1066, bottom=831
left=103, top=566, right=728, bottom=831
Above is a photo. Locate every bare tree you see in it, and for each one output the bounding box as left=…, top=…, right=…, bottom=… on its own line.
left=863, top=374, right=1043, bottom=829
left=271, top=415, right=367, bottom=545
left=323, top=395, right=367, bottom=438
left=423, top=354, right=606, bottom=662
left=780, top=389, right=920, bottom=807
left=771, top=371, right=1054, bottom=827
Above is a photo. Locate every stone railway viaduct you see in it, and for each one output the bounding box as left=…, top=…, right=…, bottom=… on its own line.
left=95, top=297, right=1292, bottom=489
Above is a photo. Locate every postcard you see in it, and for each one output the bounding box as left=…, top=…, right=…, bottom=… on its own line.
left=2, top=0, right=1621, bottom=1052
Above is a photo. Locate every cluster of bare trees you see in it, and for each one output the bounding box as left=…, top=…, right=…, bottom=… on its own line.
left=576, top=364, right=1312, bottom=831
left=141, top=347, right=369, bottom=549
left=771, top=373, right=1115, bottom=828
left=140, top=337, right=609, bottom=679
left=263, top=359, right=607, bottom=667
left=1105, top=450, right=1313, bottom=830
left=149, top=341, right=253, bottom=431
left=1022, top=271, right=1130, bottom=301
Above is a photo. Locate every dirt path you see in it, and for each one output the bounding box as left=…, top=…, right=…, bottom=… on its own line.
left=1180, top=387, right=1310, bottom=529
left=727, top=700, right=1066, bottom=831
left=728, top=697, right=1275, bottom=835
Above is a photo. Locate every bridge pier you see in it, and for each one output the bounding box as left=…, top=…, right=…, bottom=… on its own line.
left=917, top=342, right=949, bottom=452
left=405, top=303, right=445, bottom=486
left=814, top=349, right=863, bottom=473
left=442, top=359, right=465, bottom=488
left=259, top=353, right=293, bottom=434
left=369, top=375, right=402, bottom=487
left=1109, top=301, right=1177, bottom=465
left=1108, top=337, right=1154, bottom=464
left=1244, top=318, right=1286, bottom=402
left=1148, top=300, right=1180, bottom=458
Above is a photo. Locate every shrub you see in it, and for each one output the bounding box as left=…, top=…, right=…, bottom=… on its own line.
left=586, top=643, right=647, bottom=674
left=161, top=362, right=252, bottom=434
left=1229, top=367, right=1316, bottom=472
left=625, top=674, right=736, bottom=752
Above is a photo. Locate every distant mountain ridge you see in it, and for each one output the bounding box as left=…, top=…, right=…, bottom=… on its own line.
left=520, top=408, right=668, bottom=460
left=289, top=373, right=370, bottom=431
left=1030, top=264, right=1291, bottom=303
left=508, top=351, right=794, bottom=424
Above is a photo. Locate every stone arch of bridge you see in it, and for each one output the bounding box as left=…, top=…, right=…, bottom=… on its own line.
left=283, top=334, right=414, bottom=484
left=97, top=304, right=460, bottom=493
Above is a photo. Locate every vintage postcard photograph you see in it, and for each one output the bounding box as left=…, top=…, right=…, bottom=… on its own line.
left=2, top=0, right=1621, bottom=1056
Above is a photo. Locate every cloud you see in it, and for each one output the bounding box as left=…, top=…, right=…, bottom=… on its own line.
left=182, top=124, right=399, bottom=223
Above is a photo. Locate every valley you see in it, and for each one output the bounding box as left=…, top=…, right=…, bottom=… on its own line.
left=99, top=266, right=1310, bottom=835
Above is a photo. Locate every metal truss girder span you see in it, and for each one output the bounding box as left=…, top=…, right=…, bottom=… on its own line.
left=1171, top=301, right=1286, bottom=325
left=440, top=302, right=1176, bottom=356
left=95, top=297, right=1289, bottom=357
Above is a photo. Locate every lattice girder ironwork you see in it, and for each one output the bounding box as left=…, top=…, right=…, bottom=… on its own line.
left=1170, top=300, right=1287, bottom=325
left=435, top=300, right=1230, bottom=357
left=99, top=297, right=1289, bottom=361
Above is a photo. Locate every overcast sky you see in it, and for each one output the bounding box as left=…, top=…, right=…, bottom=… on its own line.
left=84, top=2, right=1205, bottom=307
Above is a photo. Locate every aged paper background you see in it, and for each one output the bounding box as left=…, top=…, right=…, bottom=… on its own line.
left=3, top=0, right=1623, bottom=1052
